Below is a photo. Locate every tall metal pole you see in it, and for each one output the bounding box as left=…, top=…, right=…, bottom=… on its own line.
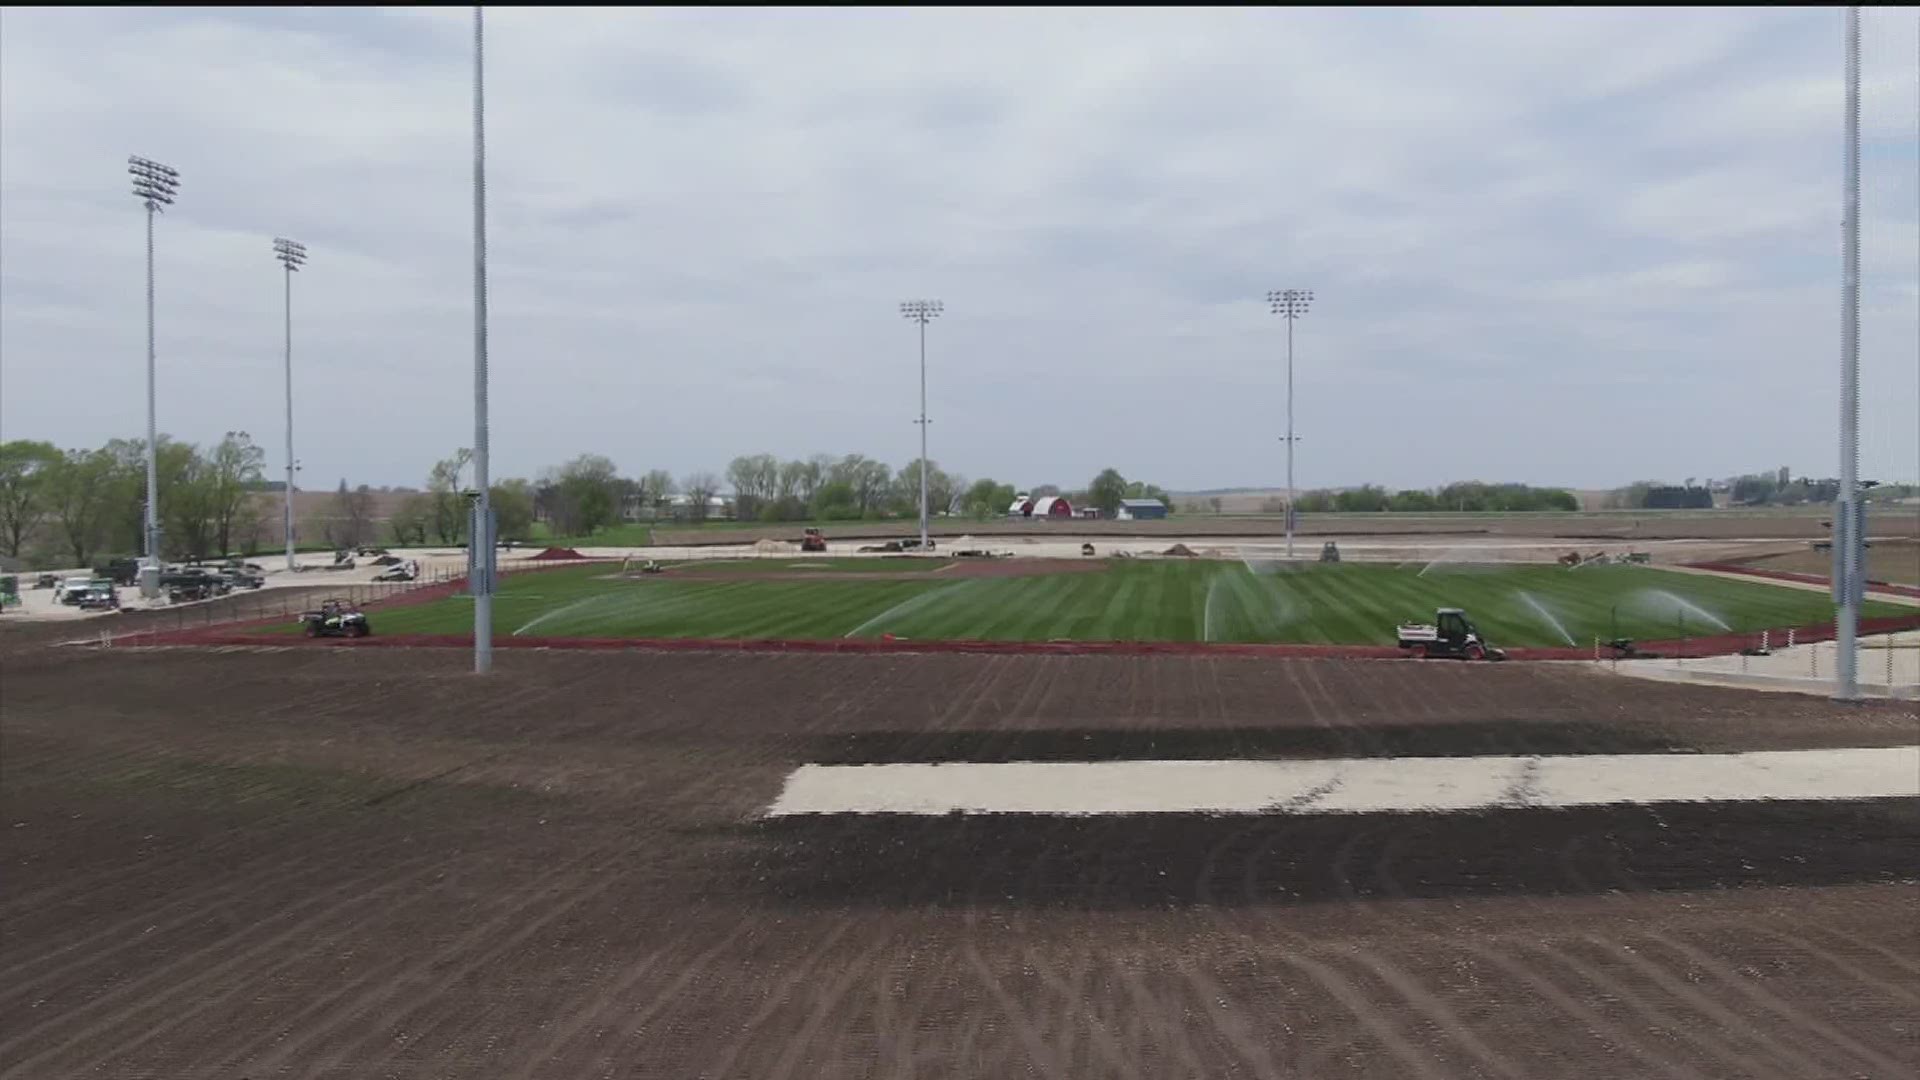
left=274, top=238, right=306, bottom=573
left=1268, top=289, right=1311, bottom=560
left=144, top=205, right=159, bottom=569
left=472, top=5, right=494, bottom=674
left=901, top=300, right=942, bottom=549
left=129, top=156, right=178, bottom=593
left=1286, top=313, right=1295, bottom=560
left=918, top=317, right=929, bottom=548
left=1834, top=5, right=1863, bottom=700
left=284, top=263, right=294, bottom=571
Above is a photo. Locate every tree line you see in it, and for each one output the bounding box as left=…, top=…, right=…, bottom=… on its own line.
left=1274, top=482, right=1578, bottom=514
left=1, top=434, right=269, bottom=567
left=0, top=435, right=1183, bottom=567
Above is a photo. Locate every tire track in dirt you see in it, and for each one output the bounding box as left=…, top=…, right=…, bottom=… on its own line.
left=263, top=850, right=633, bottom=1074
left=0, top=828, right=415, bottom=996
left=759, top=934, right=896, bottom=1080
left=1024, top=942, right=1141, bottom=1080
left=187, top=842, right=622, bottom=1076
left=1632, top=929, right=1912, bottom=1076
left=500, top=910, right=771, bottom=1079
left=0, top=851, right=452, bottom=1078
left=1469, top=944, right=1699, bottom=1080
left=692, top=914, right=866, bottom=1080
left=1585, top=824, right=1913, bottom=1077
left=1569, top=935, right=1827, bottom=1080
left=1111, top=953, right=1212, bottom=1079
left=1746, top=926, right=1920, bottom=1009
left=962, top=941, right=1072, bottom=1080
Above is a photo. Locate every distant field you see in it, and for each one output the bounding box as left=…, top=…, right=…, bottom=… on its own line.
left=1730, top=540, right=1920, bottom=588
left=344, top=559, right=1910, bottom=647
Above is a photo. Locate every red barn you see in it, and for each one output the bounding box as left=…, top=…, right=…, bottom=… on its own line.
left=1032, top=496, right=1073, bottom=518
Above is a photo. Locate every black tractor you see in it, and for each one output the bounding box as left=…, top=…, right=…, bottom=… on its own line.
left=299, top=598, right=371, bottom=638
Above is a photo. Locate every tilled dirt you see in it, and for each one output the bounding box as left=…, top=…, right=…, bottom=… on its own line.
left=2, top=646, right=1915, bottom=1079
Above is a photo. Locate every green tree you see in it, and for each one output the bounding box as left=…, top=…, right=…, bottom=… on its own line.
left=427, top=449, right=474, bottom=544
left=46, top=448, right=117, bottom=566
left=810, top=480, right=860, bottom=521
left=205, top=431, right=267, bottom=556
left=490, top=478, right=536, bottom=540
left=389, top=493, right=432, bottom=546
left=0, top=440, right=62, bottom=558
left=1086, top=468, right=1128, bottom=516
left=964, top=478, right=1016, bottom=519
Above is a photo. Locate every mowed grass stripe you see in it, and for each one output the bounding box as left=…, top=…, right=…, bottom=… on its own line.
left=331, top=561, right=1909, bottom=647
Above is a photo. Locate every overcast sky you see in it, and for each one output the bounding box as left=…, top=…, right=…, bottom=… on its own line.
left=2, top=7, right=1916, bottom=494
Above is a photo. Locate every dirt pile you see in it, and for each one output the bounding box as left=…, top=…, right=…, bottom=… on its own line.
left=528, top=547, right=587, bottom=561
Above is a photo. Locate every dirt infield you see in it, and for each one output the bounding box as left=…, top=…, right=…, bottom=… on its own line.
left=2, top=646, right=1915, bottom=1078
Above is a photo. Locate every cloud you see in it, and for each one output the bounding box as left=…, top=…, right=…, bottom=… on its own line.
left=1, top=6, right=1915, bottom=493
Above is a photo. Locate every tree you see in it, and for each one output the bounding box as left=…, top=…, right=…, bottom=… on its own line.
left=46, top=448, right=117, bottom=566
left=0, top=440, right=61, bottom=558
left=1086, top=468, right=1128, bottom=516
left=810, top=480, right=860, bottom=521
left=324, top=479, right=376, bottom=549
left=1123, top=480, right=1172, bottom=513
left=964, top=478, right=1015, bottom=519
left=545, top=454, right=621, bottom=536
left=893, top=460, right=956, bottom=519
left=390, top=493, right=432, bottom=546
left=636, top=470, right=676, bottom=516
left=1209, top=496, right=1224, bottom=514
left=490, top=478, right=536, bottom=540
left=427, top=449, right=474, bottom=544
left=681, top=471, right=721, bottom=522
left=205, top=431, right=266, bottom=556
left=727, top=453, right=780, bottom=521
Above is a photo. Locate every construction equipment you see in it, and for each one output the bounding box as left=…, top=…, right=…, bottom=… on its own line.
left=298, top=598, right=370, bottom=638
left=1396, top=608, right=1506, bottom=660
left=1320, top=541, right=1341, bottom=563
left=800, top=528, right=828, bottom=553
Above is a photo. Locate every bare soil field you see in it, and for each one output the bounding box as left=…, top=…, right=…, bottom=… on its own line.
left=653, top=557, right=1112, bottom=583
left=2, top=646, right=1915, bottom=1078
left=1727, top=538, right=1920, bottom=588
left=652, top=509, right=1920, bottom=547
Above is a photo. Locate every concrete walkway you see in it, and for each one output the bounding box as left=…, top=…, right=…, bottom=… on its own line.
left=1608, top=629, right=1920, bottom=700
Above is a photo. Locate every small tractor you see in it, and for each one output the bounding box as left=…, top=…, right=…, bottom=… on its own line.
left=1396, top=608, right=1506, bottom=660
left=299, top=598, right=371, bottom=638
left=800, top=528, right=828, bottom=553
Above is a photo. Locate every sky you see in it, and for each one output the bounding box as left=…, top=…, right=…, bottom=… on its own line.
left=1, top=6, right=1916, bottom=495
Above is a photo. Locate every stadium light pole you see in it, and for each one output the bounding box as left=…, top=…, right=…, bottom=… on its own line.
left=273, top=238, right=307, bottom=574
left=128, top=156, right=179, bottom=592
left=901, top=299, right=942, bottom=550
left=471, top=5, right=495, bottom=674
left=1833, top=5, right=1863, bottom=700
left=1268, top=289, right=1311, bottom=560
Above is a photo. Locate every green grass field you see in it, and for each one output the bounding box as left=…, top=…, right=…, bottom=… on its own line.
left=347, top=559, right=1912, bottom=647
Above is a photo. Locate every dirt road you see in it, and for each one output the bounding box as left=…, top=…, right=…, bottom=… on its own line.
left=2, top=646, right=1914, bottom=1078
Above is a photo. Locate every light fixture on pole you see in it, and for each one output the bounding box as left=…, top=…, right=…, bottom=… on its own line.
left=129, top=155, right=179, bottom=594
left=1267, top=288, right=1311, bottom=560
left=900, top=299, right=943, bottom=551
left=1833, top=5, right=1863, bottom=700
left=470, top=5, right=495, bottom=674
left=273, top=238, right=307, bottom=574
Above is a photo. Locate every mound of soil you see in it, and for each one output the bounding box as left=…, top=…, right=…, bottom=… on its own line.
left=529, top=546, right=587, bottom=561
left=1163, top=543, right=1197, bottom=557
